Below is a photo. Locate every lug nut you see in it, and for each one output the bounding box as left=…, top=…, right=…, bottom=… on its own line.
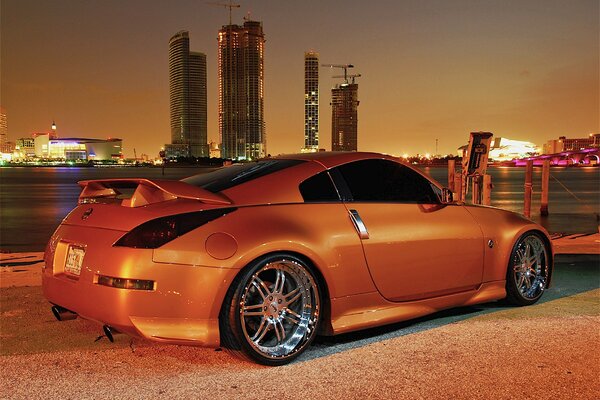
left=269, top=296, right=273, bottom=301
left=278, top=299, right=282, bottom=304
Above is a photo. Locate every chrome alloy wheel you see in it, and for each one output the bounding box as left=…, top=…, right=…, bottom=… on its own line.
left=239, top=260, right=320, bottom=359
left=512, top=234, right=549, bottom=300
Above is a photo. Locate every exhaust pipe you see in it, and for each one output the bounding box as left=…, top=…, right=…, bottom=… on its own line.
left=103, top=325, right=117, bottom=342
left=51, top=305, right=78, bottom=321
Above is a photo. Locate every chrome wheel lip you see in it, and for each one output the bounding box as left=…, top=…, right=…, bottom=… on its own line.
left=513, top=235, right=549, bottom=300
left=239, top=259, right=319, bottom=359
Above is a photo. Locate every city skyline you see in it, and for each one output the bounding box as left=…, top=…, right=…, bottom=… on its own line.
left=1, top=0, right=598, bottom=158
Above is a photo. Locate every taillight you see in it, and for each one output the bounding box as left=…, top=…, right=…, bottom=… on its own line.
left=114, top=208, right=236, bottom=249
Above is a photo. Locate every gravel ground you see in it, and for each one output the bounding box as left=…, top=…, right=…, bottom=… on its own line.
left=1, top=242, right=598, bottom=399
left=1, top=288, right=598, bottom=400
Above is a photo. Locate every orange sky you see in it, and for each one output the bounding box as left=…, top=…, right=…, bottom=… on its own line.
left=1, top=0, right=598, bottom=158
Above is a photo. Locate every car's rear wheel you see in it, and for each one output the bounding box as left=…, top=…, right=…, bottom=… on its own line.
left=220, top=253, right=321, bottom=366
left=505, top=232, right=550, bottom=306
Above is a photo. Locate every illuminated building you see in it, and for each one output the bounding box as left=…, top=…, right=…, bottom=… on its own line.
left=303, top=51, right=319, bottom=152
left=32, top=134, right=122, bottom=160
left=167, top=31, right=208, bottom=158
left=488, top=137, right=539, bottom=161
left=458, top=137, right=539, bottom=161
left=543, top=134, right=600, bottom=154
left=15, top=137, right=35, bottom=158
left=0, top=107, right=10, bottom=153
left=218, top=20, right=265, bottom=160
left=208, top=141, right=221, bottom=158
left=331, top=83, right=359, bottom=151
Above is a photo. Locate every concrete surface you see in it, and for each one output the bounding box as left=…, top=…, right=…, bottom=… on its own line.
left=0, top=239, right=598, bottom=399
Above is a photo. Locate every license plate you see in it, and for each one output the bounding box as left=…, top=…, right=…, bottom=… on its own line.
left=65, top=245, right=85, bottom=276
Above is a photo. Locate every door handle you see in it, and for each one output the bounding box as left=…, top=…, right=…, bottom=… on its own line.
left=349, top=209, right=369, bottom=239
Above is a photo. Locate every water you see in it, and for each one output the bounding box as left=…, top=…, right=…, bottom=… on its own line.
left=420, top=166, right=599, bottom=234
left=1, top=165, right=598, bottom=252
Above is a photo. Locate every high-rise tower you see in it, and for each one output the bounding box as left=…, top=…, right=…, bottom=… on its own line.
left=0, top=107, right=7, bottom=151
left=167, top=31, right=208, bottom=158
left=303, top=51, right=319, bottom=152
left=218, top=20, right=265, bottom=160
left=331, top=83, right=359, bottom=151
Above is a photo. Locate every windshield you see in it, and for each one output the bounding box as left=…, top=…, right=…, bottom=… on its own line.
left=182, top=159, right=305, bottom=193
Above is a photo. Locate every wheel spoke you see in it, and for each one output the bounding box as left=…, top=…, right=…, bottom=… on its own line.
left=285, top=287, right=302, bottom=305
left=251, top=318, right=269, bottom=343
left=516, top=273, right=525, bottom=289
left=283, top=308, right=302, bottom=325
left=273, top=269, right=286, bottom=294
left=243, top=311, right=264, bottom=317
left=251, top=276, right=271, bottom=299
left=274, top=320, right=286, bottom=343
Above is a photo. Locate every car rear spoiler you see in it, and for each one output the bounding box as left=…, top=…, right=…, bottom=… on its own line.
left=78, top=178, right=231, bottom=207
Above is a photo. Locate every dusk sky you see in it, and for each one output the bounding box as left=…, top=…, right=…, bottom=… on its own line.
left=2, top=0, right=598, bottom=158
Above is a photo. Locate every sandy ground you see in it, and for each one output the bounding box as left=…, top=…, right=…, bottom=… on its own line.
left=0, top=237, right=598, bottom=399
left=1, top=288, right=598, bottom=399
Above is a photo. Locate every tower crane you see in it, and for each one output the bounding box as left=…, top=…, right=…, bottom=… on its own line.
left=321, top=63, right=354, bottom=84
left=332, top=74, right=362, bottom=84
left=207, top=1, right=241, bottom=25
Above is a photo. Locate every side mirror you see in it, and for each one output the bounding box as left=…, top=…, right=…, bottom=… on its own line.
left=441, top=188, right=453, bottom=203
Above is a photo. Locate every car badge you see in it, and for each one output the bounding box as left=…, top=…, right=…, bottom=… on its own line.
left=82, top=208, right=94, bottom=220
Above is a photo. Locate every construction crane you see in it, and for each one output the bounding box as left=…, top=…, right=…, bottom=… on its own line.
left=207, top=1, right=241, bottom=25
left=332, top=74, right=361, bottom=84
left=322, top=63, right=354, bottom=84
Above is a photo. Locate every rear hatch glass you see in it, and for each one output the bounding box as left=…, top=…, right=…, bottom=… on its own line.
left=182, top=159, right=305, bottom=193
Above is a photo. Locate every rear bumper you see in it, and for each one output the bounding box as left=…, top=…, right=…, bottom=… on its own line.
left=42, top=224, right=238, bottom=347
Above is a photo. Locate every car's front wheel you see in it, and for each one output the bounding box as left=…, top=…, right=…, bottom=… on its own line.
left=220, top=253, right=321, bottom=365
left=505, top=232, right=550, bottom=306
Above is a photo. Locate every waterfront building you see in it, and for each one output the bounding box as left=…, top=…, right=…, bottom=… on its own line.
left=15, top=137, right=35, bottom=158
left=488, top=137, right=539, bottom=161
left=0, top=107, right=11, bottom=154
left=543, top=134, right=600, bottom=154
left=218, top=20, right=266, bottom=160
left=303, top=51, right=319, bottom=152
left=167, top=31, right=208, bottom=158
left=331, top=83, right=359, bottom=151
left=31, top=134, right=122, bottom=160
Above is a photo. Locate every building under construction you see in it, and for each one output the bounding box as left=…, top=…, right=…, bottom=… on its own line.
left=218, top=20, right=266, bottom=160
left=331, top=82, right=359, bottom=152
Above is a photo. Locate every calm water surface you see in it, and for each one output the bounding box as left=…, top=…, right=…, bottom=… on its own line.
left=1, top=165, right=598, bottom=252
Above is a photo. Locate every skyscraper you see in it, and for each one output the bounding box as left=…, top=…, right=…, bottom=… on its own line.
left=303, top=51, right=319, bottom=152
left=167, top=31, right=208, bottom=158
left=0, top=107, right=7, bottom=151
left=331, top=83, right=359, bottom=151
left=218, top=20, right=265, bottom=160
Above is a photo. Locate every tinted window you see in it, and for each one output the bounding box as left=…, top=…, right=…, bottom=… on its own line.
left=182, top=159, right=305, bottom=193
left=333, top=159, right=439, bottom=203
left=299, top=171, right=340, bottom=202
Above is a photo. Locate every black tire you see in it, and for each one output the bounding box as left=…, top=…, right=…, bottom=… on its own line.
left=505, top=231, right=550, bottom=306
left=220, top=253, right=322, bottom=366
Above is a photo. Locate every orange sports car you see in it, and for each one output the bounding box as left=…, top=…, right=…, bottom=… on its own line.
left=43, top=152, right=553, bottom=365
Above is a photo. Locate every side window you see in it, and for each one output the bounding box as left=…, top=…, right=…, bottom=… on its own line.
left=332, top=159, right=439, bottom=203
left=299, top=171, right=340, bottom=202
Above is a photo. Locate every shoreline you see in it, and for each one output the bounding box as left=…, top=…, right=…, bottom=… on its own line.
left=1, top=234, right=598, bottom=289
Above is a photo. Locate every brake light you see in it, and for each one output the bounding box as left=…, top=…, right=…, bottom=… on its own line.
left=114, top=208, right=236, bottom=248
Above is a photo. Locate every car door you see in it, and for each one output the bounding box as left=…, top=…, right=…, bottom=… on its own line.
left=330, top=158, right=484, bottom=302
